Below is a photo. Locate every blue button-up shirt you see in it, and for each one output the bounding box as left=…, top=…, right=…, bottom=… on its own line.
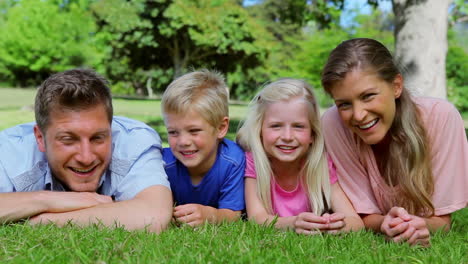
left=0, top=116, right=170, bottom=201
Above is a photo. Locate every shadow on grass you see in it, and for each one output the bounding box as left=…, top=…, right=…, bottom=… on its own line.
left=146, top=117, right=244, bottom=144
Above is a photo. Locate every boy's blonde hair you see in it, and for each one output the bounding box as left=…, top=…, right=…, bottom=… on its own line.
left=237, top=78, right=331, bottom=215
left=161, top=69, right=229, bottom=127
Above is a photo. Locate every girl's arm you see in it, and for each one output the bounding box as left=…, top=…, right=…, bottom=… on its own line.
left=330, top=182, right=364, bottom=232
left=245, top=178, right=297, bottom=229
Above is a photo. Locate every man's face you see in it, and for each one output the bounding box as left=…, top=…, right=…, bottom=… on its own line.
left=34, top=104, right=112, bottom=192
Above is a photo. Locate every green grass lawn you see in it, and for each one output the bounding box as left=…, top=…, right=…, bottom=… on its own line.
left=0, top=208, right=467, bottom=263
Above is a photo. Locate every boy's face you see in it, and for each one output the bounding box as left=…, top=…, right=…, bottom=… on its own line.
left=164, top=109, right=228, bottom=177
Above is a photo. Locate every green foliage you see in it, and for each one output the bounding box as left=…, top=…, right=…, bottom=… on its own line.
left=92, top=0, right=270, bottom=99
left=447, top=30, right=468, bottom=112
left=272, top=7, right=394, bottom=108
left=0, top=0, right=103, bottom=86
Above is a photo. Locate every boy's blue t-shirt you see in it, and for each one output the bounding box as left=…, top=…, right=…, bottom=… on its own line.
left=163, top=139, right=245, bottom=211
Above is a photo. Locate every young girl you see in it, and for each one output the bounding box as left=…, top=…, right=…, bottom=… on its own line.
left=321, top=38, right=468, bottom=246
left=237, top=78, right=363, bottom=234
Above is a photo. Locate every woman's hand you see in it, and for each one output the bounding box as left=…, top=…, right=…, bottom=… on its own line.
left=381, top=207, right=430, bottom=247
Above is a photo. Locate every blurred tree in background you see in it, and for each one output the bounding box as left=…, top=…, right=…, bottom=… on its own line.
left=0, top=0, right=465, bottom=110
left=91, top=0, right=271, bottom=99
left=0, top=0, right=102, bottom=87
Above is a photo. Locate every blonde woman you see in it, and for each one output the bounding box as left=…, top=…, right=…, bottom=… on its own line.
left=237, top=78, right=363, bottom=234
left=321, top=38, right=468, bottom=246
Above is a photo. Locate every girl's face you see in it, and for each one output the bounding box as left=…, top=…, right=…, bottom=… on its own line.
left=261, top=97, right=313, bottom=168
left=329, top=70, right=403, bottom=145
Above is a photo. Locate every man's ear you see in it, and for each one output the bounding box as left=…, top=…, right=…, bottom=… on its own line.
left=216, top=117, right=229, bottom=139
left=34, top=125, right=46, bottom=152
left=393, top=74, right=404, bottom=99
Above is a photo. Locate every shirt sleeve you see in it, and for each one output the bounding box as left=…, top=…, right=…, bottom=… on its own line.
left=0, top=159, right=15, bottom=192
left=111, top=123, right=170, bottom=201
left=425, top=100, right=468, bottom=215
left=218, top=152, right=246, bottom=211
left=244, top=152, right=257, bottom=179
left=322, top=107, right=382, bottom=215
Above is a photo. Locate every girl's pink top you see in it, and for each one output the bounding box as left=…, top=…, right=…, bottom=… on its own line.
left=322, top=97, right=468, bottom=216
left=244, top=152, right=337, bottom=217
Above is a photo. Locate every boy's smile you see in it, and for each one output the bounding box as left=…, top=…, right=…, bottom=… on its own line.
left=164, top=109, right=228, bottom=178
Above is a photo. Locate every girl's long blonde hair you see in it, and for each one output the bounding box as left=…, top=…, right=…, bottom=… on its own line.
left=321, top=38, right=434, bottom=216
left=237, top=78, right=331, bottom=215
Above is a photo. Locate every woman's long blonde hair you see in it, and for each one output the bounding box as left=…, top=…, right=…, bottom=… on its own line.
left=321, top=38, right=434, bottom=216
left=237, top=78, right=331, bottom=215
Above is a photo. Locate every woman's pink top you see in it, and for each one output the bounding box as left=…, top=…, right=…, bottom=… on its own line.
left=244, top=152, right=337, bottom=217
left=322, top=97, right=468, bottom=216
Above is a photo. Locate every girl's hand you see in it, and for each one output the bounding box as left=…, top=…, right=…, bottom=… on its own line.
left=322, top=212, right=346, bottom=234
left=294, top=212, right=329, bottom=235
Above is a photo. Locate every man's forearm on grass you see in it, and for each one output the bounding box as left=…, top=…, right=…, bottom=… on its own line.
left=0, top=192, right=52, bottom=223
left=32, top=186, right=173, bottom=233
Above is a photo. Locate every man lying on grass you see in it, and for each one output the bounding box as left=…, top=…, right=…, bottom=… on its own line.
left=0, top=69, right=172, bottom=232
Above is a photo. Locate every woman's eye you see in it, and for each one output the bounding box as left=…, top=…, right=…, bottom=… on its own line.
left=337, top=103, right=350, bottom=109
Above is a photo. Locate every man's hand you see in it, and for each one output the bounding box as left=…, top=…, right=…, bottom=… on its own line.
left=29, top=192, right=113, bottom=225
left=41, top=191, right=113, bottom=213
left=173, top=204, right=214, bottom=227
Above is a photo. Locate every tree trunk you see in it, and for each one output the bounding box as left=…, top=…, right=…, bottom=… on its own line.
left=393, top=0, right=452, bottom=99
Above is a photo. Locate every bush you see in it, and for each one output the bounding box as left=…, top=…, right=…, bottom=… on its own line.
left=446, top=43, right=468, bottom=112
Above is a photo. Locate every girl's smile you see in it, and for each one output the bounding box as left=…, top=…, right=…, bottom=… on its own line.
left=261, top=97, right=313, bottom=169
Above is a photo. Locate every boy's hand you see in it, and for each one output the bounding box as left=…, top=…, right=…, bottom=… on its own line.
left=173, top=204, right=214, bottom=227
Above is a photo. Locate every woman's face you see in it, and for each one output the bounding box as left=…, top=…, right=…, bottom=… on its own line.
left=329, top=70, right=403, bottom=145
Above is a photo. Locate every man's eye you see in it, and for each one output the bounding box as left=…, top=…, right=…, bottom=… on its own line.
left=168, top=131, right=178, bottom=136
left=60, top=137, right=74, bottom=144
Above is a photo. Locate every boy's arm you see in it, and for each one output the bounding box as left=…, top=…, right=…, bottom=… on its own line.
left=29, top=185, right=173, bottom=233
left=173, top=204, right=241, bottom=226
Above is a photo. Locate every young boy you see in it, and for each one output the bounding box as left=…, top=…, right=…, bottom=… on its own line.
left=161, top=69, right=245, bottom=227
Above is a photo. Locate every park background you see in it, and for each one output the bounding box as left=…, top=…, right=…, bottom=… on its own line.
left=0, top=0, right=467, bottom=263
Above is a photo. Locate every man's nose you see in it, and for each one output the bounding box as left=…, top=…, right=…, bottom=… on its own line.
left=75, top=141, right=96, bottom=165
